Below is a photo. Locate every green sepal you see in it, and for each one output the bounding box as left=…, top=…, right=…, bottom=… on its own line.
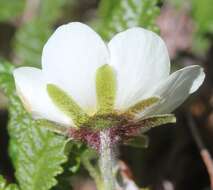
left=137, top=114, right=176, bottom=133
left=124, top=135, right=149, bottom=148
left=35, top=119, right=68, bottom=135
left=84, top=113, right=127, bottom=129
left=127, top=97, right=160, bottom=115
left=47, top=84, right=90, bottom=126
left=96, top=64, right=116, bottom=115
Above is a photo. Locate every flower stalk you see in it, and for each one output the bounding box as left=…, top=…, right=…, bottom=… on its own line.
left=99, top=129, right=117, bottom=190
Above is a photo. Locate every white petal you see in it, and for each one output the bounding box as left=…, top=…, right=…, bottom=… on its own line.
left=42, top=22, right=109, bottom=114
left=108, top=27, right=170, bottom=110
left=137, top=65, right=205, bottom=117
left=13, top=67, right=73, bottom=126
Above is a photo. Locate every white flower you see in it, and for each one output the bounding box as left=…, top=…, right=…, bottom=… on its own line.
left=13, top=22, right=205, bottom=128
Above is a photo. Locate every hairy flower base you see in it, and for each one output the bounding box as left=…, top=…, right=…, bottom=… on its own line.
left=67, top=124, right=137, bottom=151
left=66, top=114, right=176, bottom=151
left=55, top=112, right=137, bottom=151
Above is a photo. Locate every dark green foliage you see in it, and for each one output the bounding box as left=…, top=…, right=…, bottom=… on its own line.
left=13, top=0, right=67, bottom=66
left=0, top=60, right=15, bottom=95
left=53, top=143, right=86, bottom=190
left=39, top=0, right=67, bottom=25
left=13, top=21, right=51, bottom=67
left=97, top=0, right=160, bottom=40
left=191, top=0, right=213, bottom=34
left=0, top=0, right=25, bottom=22
left=191, top=0, right=213, bottom=51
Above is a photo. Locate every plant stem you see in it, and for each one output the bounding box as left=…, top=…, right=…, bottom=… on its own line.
left=99, top=129, right=116, bottom=190
left=81, top=152, right=103, bottom=190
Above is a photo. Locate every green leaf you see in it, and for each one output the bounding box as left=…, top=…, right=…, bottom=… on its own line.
left=191, top=0, right=213, bottom=34
left=39, top=0, right=67, bottom=25
left=97, top=0, right=160, bottom=40
left=0, top=61, right=69, bottom=190
left=53, top=143, right=86, bottom=190
left=14, top=125, right=68, bottom=190
left=191, top=0, right=213, bottom=52
left=8, top=96, right=69, bottom=190
left=0, top=175, right=19, bottom=190
left=13, top=20, right=51, bottom=67
left=0, top=60, right=15, bottom=95
left=0, top=0, right=25, bottom=22
left=13, top=0, right=68, bottom=67
left=96, top=64, right=116, bottom=114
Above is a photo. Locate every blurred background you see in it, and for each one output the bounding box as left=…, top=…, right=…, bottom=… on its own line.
left=0, top=0, right=212, bottom=190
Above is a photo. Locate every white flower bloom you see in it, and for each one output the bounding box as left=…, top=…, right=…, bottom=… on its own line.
left=13, top=22, right=205, bottom=127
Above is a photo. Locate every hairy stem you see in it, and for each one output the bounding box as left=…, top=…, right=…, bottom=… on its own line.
left=99, top=129, right=117, bottom=190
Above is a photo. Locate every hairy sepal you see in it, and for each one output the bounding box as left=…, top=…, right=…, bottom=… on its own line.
left=96, top=64, right=116, bottom=115
left=124, top=135, right=149, bottom=148
left=35, top=119, right=68, bottom=135
left=137, top=114, right=176, bottom=133
left=47, top=84, right=90, bottom=127
left=126, top=96, right=160, bottom=115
